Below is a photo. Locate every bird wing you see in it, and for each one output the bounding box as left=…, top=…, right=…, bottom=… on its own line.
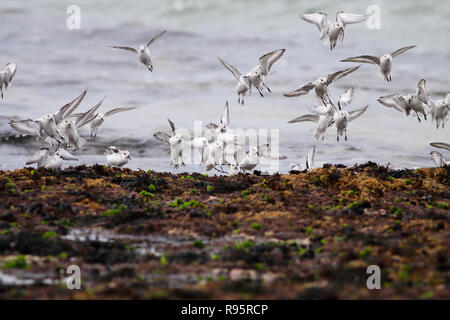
left=26, top=148, right=49, bottom=165
left=306, top=146, right=316, bottom=170
left=284, top=82, right=314, bottom=97
left=416, top=79, right=429, bottom=105
left=58, top=149, right=78, bottom=160
left=340, top=55, right=380, bottom=65
left=218, top=57, right=241, bottom=80
left=336, top=12, right=368, bottom=25
left=300, top=12, right=330, bottom=40
left=76, top=97, right=105, bottom=128
left=154, top=132, right=171, bottom=144
left=377, top=94, right=409, bottom=114
left=167, top=118, right=176, bottom=134
left=326, top=66, right=360, bottom=85
left=258, top=49, right=285, bottom=75
left=109, top=46, right=138, bottom=54
left=146, top=30, right=167, bottom=47
left=338, top=88, right=354, bottom=109
left=391, top=45, right=416, bottom=58
left=9, top=119, right=42, bottom=137
left=430, top=142, right=450, bottom=151
left=221, top=101, right=230, bottom=127
left=105, top=107, right=137, bottom=118
left=56, top=89, right=88, bottom=123
left=288, top=114, right=320, bottom=123
left=348, top=105, right=369, bottom=122
left=5, top=63, right=17, bottom=83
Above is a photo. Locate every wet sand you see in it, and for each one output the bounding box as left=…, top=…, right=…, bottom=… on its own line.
left=0, top=163, right=448, bottom=299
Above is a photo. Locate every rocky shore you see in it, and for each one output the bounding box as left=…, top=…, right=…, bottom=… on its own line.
left=0, top=163, right=448, bottom=299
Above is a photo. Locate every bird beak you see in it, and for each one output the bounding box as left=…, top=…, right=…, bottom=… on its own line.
left=127, top=155, right=132, bottom=160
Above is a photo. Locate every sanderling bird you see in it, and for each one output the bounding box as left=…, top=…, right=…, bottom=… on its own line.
left=0, top=62, right=17, bottom=98
left=169, top=134, right=185, bottom=168
left=290, top=146, right=316, bottom=172
left=44, top=149, right=78, bottom=171
left=341, top=45, right=416, bottom=81
left=430, top=151, right=448, bottom=167
left=378, top=79, right=429, bottom=122
left=218, top=57, right=254, bottom=105
left=228, top=163, right=240, bottom=176
left=86, top=106, right=137, bottom=139
left=425, top=93, right=449, bottom=129
left=288, top=88, right=354, bottom=140
left=332, top=104, right=368, bottom=141
left=105, top=146, right=131, bottom=167
left=246, top=49, right=285, bottom=94
left=300, top=12, right=368, bottom=50
left=284, top=66, right=360, bottom=104
left=204, top=140, right=225, bottom=172
left=108, top=30, right=167, bottom=72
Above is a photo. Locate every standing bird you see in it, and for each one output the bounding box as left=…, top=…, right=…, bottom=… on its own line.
left=300, top=12, right=368, bottom=50
left=25, top=148, right=50, bottom=168
left=218, top=57, right=253, bottom=105
left=108, top=31, right=167, bottom=72
left=284, top=66, right=360, bottom=104
left=169, top=134, right=185, bottom=168
left=44, top=149, right=78, bottom=171
left=246, top=49, right=285, bottom=94
left=341, top=45, right=416, bottom=81
left=105, top=146, right=131, bottom=167
left=87, top=107, right=137, bottom=139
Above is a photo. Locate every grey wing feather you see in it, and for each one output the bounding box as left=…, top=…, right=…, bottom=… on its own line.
left=284, top=82, right=314, bottom=97
left=154, top=131, right=171, bottom=144
left=218, top=57, right=241, bottom=80
left=340, top=55, right=380, bottom=65
left=76, top=97, right=104, bottom=128
left=430, top=142, right=450, bottom=151
left=326, top=66, right=360, bottom=85
left=288, top=114, right=320, bottom=123
left=348, top=105, right=369, bottom=122
left=105, top=107, right=137, bottom=118
left=146, top=30, right=167, bottom=47
left=259, top=49, right=285, bottom=75
left=391, top=45, right=416, bottom=58
left=168, top=118, right=175, bottom=134
left=109, top=46, right=138, bottom=54
left=377, top=94, right=409, bottom=115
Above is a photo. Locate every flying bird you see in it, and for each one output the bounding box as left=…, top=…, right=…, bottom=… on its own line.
left=340, top=45, right=416, bottom=81
left=0, top=62, right=17, bottom=98
left=284, top=66, right=360, bottom=104
left=300, top=12, right=368, bottom=50
left=218, top=57, right=253, bottom=105
left=109, top=30, right=167, bottom=72
left=246, top=49, right=285, bottom=94
left=86, top=106, right=137, bottom=139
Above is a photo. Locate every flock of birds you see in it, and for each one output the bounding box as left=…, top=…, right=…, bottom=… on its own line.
left=2, top=10, right=449, bottom=174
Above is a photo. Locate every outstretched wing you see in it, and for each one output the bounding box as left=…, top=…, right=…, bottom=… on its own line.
left=54, top=89, right=88, bottom=124
left=326, top=66, right=360, bottom=85
left=338, top=88, right=354, bottom=109
left=430, top=142, right=450, bottom=151
left=416, top=79, right=429, bottom=105
left=348, top=105, right=369, bottom=122
left=340, top=55, right=380, bottom=65
left=153, top=131, right=171, bottom=144
left=288, top=114, right=320, bottom=123
left=167, top=118, right=176, bottom=134
left=284, top=82, right=314, bottom=97
left=306, top=146, right=316, bottom=170
left=259, top=49, right=285, bottom=75
left=26, top=148, right=49, bottom=165
left=76, top=97, right=105, bottom=128
left=105, top=107, right=137, bottom=118
left=391, top=45, right=416, bottom=58
left=218, top=57, right=241, bottom=80
left=300, top=12, right=330, bottom=40
left=9, top=119, right=42, bottom=137
left=108, top=46, right=138, bottom=54
left=146, top=30, right=167, bottom=47
left=377, top=94, right=409, bottom=114
left=5, top=63, right=17, bottom=83
left=336, top=12, right=368, bottom=26
left=221, top=101, right=230, bottom=127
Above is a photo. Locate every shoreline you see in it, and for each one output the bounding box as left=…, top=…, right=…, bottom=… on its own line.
left=0, top=163, right=448, bottom=299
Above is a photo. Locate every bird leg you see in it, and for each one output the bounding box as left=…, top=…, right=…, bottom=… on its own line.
left=345, top=129, right=347, bottom=141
